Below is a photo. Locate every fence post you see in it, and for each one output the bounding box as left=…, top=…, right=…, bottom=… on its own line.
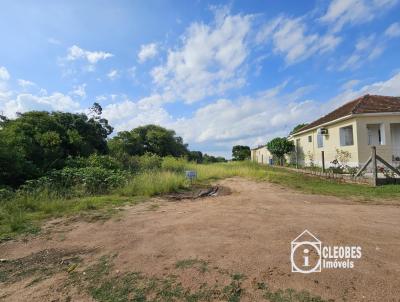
left=321, top=151, right=325, bottom=173
left=371, top=146, right=378, bottom=186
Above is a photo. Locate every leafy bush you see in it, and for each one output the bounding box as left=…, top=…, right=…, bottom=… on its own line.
left=0, top=187, right=14, bottom=201
left=65, top=154, right=122, bottom=170
left=19, top=167, right=129, bottom=196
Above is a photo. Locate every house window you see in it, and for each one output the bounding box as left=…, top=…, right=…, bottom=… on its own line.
left=340, top=125, right=354, bottom=146
left=317, top=133, right=323, bottom=148
left=308, top=136, right=312, bottom=143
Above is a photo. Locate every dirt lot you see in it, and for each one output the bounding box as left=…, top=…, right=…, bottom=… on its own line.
left=1, top=177, right=400, bottom=301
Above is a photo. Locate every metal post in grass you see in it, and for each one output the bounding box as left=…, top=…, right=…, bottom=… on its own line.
left=321, top=151, right=326, bottom=173
left=371, top=146, right=378, bottom=187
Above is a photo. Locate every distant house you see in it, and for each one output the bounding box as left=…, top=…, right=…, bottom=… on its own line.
left=288, top=95, right=400, bottom=167
left=251, top=145, right=273, bottom=164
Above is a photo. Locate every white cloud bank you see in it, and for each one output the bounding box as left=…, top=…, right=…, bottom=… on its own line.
left=101, top=71, right=400, bottom=156
left=150, top=9, right=252, bottom=103
left=256, top=16, right=341, bottom=65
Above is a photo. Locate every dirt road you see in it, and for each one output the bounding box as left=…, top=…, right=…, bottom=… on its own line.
left=1, top=178, right=400, bottom=301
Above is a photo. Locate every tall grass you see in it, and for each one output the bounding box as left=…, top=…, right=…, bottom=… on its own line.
left=117, top=171, right=188, bottom=196
left=186, top=161, right=267, bottom=181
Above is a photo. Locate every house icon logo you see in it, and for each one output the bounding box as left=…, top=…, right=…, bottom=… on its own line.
left=291, top=230, right=322, bottom=274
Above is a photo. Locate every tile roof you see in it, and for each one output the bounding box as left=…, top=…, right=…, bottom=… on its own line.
left=294, top=95, right=400, bottom=134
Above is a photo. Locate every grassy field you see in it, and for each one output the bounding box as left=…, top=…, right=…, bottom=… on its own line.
left=1, top=161, right=400, bottom=240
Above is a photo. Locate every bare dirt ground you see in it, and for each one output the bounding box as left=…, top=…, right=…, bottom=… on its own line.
left=1, top=177, right=400, bottom=301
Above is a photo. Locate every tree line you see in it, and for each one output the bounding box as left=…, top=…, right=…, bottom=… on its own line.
left=0, top=103, right=225, bottom=188
left=231, top=123, right=308, bottom=164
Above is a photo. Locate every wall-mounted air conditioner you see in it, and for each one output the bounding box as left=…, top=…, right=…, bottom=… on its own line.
left=318, top=128, right=329, bottom=135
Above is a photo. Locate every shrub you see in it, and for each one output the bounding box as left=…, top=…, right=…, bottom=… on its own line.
left=65, top=154, right=122, bottom=170
left=19, top=167, right=129, bottom=196
left=0, top=187, right=14, bottom=201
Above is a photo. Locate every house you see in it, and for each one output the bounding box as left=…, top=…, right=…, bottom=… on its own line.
left=251, top=145, right=273, bottom=164
left=288, top=95, right=400, bottom=168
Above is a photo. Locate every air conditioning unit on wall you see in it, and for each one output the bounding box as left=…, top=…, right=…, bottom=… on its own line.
left=318, top=128, right=329, bottom=135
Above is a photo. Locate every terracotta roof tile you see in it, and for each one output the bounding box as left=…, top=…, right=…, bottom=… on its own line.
left=294, top=95, right=400, bottom=133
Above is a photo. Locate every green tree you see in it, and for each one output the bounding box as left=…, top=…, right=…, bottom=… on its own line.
left=188, top=151, right=203, bottom=163
left=108, top=124, right=188, bottom=158
left=0, top=104, right=113, bottom=187
left=290, top=123, right=309, bottom=135
left=203, top=154, right=226, bottom=163
left=266, top=137, right=295, bottom=166
left=232, top=145, right=251, bottom=161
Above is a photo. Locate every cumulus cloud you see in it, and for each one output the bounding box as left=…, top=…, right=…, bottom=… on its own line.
left=327, top=71, right=400, bottom=110
left=66, top=45, right=113, bottom=64
left=17, top=79, right=35, bottom=89
left=385, top=22, right=400, bottom=37
left=103, top=71, right=400, bottom=157
left=0, top=66, right=10, bottom=81
left=71, top=84, right=86, bottom=98
left=257, top=16, right=341, bottom=65
left=320, top=0, right=398, bottom=32
left=1, top=92, right=81, bottom=118
left=137, top=43, right=158, bottom=63
left=150, top=9, right=252, bottom=103
left=102, top=96, right=172, bottom=132
left=107, top=69, right=119, bottom=80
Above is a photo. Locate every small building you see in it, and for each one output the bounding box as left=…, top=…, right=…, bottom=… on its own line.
left=288, top=95, right=400, bottom=168
left=251, top=145, right=273, bottom=164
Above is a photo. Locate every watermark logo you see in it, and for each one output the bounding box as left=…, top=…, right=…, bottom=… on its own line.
left=290, top=230, right=362, bottom=274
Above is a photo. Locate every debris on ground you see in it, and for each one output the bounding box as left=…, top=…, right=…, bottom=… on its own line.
left=165, top=185, right=230, bottom=201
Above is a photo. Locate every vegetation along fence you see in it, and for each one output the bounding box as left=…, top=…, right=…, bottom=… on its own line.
left=289, top=146, right=400, bottom=186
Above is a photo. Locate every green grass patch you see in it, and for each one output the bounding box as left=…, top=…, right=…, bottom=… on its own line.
left=263, top=165, right=400, bottom=200
left=175, top=258, right=209, bottom=273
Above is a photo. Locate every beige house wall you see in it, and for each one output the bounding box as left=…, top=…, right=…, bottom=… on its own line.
left=251, top=147, right=272, bottom=164
left=290, top=118, right=359, bottom=167
left=289, top=114, right=400, bottom=167
left=355, top=115, right=400, bottom=165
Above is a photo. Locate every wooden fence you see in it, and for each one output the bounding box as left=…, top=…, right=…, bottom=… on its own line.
left=290, top=146, right=400, bottom=186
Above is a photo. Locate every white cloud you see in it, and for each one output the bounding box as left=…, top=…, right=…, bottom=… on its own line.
left=150, top=9, right=252, bottom=103
left=385, top=22, right=400, bottom=37
left=257, top=16, right=341, bottom=65
left=137, top=43, right=158, bottom=63
left=320, top=0, right=398, bottom=32
left=17, top=79, right=35, bottom=89
left=0, top=66, right=10, bottom=81
left=337, top=34, right=385, bottom=70
left=1, top=92, right=81, bottom=118
left=95, top=95, right=107, bottom=102
left=66, top=45, right=113, bottom=64
left=102, top=96, right=172, bottom=132
left=71, top=84, right=86, bottom=98
left=107, top=69, right=119, bottom=80
left=327, top=71, right=400, bottom=110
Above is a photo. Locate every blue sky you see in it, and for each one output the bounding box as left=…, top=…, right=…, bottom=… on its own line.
left=1, top=0, right=400, bottom=158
